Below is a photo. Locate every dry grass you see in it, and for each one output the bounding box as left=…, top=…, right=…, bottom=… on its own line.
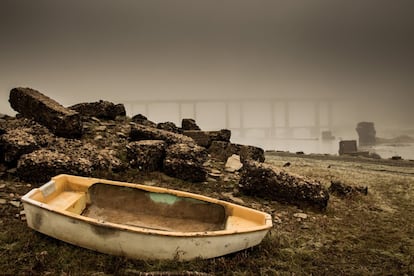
left=1, top=154, right=413, bottom=275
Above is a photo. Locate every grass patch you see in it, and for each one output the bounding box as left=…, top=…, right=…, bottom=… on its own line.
left=1, top=154, right=413, bottom=275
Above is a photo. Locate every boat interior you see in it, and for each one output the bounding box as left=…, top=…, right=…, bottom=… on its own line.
left=26, top=175, right=267, bottom=233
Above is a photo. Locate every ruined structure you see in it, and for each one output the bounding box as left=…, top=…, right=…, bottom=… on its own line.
left=356, top=122, right=376, bottom=146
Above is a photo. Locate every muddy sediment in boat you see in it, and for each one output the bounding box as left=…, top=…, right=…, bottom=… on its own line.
left=82, top=183, right=226, bottom=232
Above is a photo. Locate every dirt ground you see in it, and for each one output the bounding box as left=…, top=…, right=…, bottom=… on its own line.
left=1, top=153, right=413, bottom=275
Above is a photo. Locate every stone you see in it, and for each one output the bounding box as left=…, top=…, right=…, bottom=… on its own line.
left=69, top=100, right=126, bottom=120
left=183, top=129, right=231, bottom=148
left=225, top=154, right=243, bottom=172
left=163, top=143, right=208, bottom=182
left=181, top=118, right=201, bottom=130
left=293, top=213, right=308, bottom=219
left=182, top=131, right=211, bottom=147
left=126, top=140, right=166, bottom=171
left=16, top=140, right=124, bottom=184
left=208, top=141, right=265, bottom=163
left=157, top=122, right=182, bottom=134
left=9, top=201, right=20, bottom=208
left=9, top=87, right=82, bottom=138
left=329, top=181, right=368, bottom=197
left=338, top=140, right=358, bottom=155
left=0, top=199, right=6, bottom=204
left=130, top=124, right=194, bottom=145
left=239, top=160, right=329, bottom=210
left=356, top=122, right=376, bottom=146
left=208, top=129, right=231, bottom=143
left=0, top=129, right=40, bottom=164
left=131, top=114, right=157, bottom=127
left=16, top=149, right=91, bottom=184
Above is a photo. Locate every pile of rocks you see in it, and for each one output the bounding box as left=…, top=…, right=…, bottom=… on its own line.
left=1, top=87, right=331, bottom=210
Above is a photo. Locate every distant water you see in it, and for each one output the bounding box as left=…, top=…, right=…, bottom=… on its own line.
left=232, top=137, right=414, bottom=160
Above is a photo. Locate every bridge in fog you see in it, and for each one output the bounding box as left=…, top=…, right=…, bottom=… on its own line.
left=122, top=98, right=338, bottom=139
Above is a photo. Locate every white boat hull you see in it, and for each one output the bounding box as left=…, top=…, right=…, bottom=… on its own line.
left=22, top=174, right=272, bottom=260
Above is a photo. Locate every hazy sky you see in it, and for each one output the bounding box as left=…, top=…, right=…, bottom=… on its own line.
left=0, top=0, right=413, bottom=126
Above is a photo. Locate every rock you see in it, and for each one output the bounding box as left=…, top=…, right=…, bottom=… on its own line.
left=391, top=155, right=402, bottom=160
left=293, top=213, right=308, bottom=219
left=9, top=201, right=21, bottom=208
left=94, top=126, right=107, bottom=132
left=163, top=143, right=208, bottom=182
left=338, top=140, right=358, bottom=155
left=130, top=124, right=194, bottom=145
left=0, top=129, right=40, bottom=164
left=208, top=129, right=231, bottom=143
left=222, top=192, right=245, bottom=205
left=225, top=154, right=243, bottom=172
left=329, top=181, right=368, bottom=197
left=183, top=129, right=231, bottom=147
left=0, top=199, right=6, bottom=204
left=182, top=131, right=211, bottom=147
left=181, top=118, right=201, bottom=130
left=16, top=149, right=92, bottom=183
left=0, top=126, right=53, bottom=165
left=157, top=122, right=182, bottom=134
left=69, top=100, right=126, bottom=120
left=9, top=87, right=82, bottom=138
left=239, top=145, right=265, bottom=163
left=208, top=141, right=265, bottom=163
left=356, top=122, right=376, bottom=146
left=131, top=114, right=157, bottom=127
left=239, top=160, right=329, bottom=210
left=16, top=139, right=124, bottom=184
left=126, top=140, right=166, bottom=171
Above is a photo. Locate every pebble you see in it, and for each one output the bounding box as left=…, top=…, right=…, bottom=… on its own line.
left=293, top=212, right=308, bottom=219
left=0, top=184, right=5, bottom=189
left=9, top=201, right=20, bottom=208
left=0, top=199, right=7, bottom=204
left=273, top=216, right=282, bottom=224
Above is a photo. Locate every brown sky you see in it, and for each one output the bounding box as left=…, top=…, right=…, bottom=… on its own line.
left=0, top=0, right=413, bottom=125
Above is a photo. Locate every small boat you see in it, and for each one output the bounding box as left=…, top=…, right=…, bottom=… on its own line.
left=22, top=174, right=272, bottom=260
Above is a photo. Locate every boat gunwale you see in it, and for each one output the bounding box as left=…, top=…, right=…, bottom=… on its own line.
left=21, top=175, right=273, bottom=237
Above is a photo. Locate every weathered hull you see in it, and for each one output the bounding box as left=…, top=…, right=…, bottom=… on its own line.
left=22, top=174, right=272, bottom=260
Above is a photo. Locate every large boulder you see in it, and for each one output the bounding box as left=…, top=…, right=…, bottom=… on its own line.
left=208, top=141, right=265, bottom=163
left=157, top=122, right=182, bottom=134
left=9, top=87, right=82, bottom=138
left=163, top=143, right=208, bottom=182
left=239, top=160, right=329, bottom=210
left=16, top=139, right=124, bottom=184
left=16, top=149, right=92, bottom=184
left=181, top=118, right=201, bottom=130
left=130, top=124, right=194, bottom=145
left=0, top=125, right=54, bottom=165
left=126, top=140, right=166, bottom=171
left=131, top=114, right=157, bottom=127
left=183, top=129, right=231, bottom=148
left=0, top=129, right=41, bottom=164
left=182, top=131, right=211, bottom=147
left=69, top=100, right=126, bottom=120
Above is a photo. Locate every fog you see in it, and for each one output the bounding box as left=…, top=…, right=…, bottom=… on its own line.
left=1, top=0, right=413, bottom=133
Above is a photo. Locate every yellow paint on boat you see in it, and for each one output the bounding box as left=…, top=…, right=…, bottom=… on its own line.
left=22, top=174, right=272, bottom=260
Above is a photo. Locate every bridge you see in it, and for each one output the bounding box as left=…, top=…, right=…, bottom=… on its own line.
left=121, top=97, right=337, bottom=140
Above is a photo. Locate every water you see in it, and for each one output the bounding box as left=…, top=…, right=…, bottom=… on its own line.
left=232, top=137, right=414, bottom=160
